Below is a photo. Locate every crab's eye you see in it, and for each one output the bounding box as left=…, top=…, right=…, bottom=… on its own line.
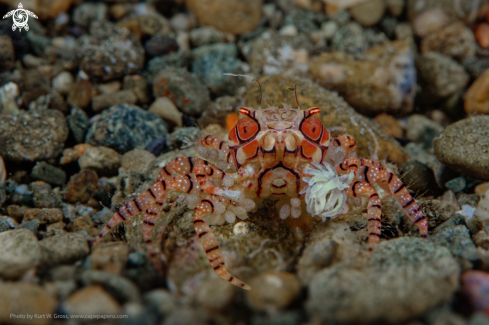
left=236, top=116, right=259, bottom=142
left=301, top=117, right=323, bottom=141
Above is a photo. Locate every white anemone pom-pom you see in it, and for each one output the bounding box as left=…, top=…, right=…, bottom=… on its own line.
left=300, top=162, right=355, bottom=221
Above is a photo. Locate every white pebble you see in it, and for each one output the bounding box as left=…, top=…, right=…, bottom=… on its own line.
left=149, top=97, right=182, bottom=127
left=233, top=222, right=249, bottom=235
left=52, top=71, right=74, bottom=96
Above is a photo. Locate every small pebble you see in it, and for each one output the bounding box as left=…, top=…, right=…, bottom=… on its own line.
left=445, top=177, right=467, bottom=193
left=465, top=69, right=489, bottom=115
left=79, top=269, right=140, bottom=303
left=30, top=181, right=62, bottom=208
left=78, top=146, right=121, bottom=176
left=189, top=26, right=226, bottom=47
left=52, top=71, right=74, bottom=96
left=92, top=89, right=138, bottom=113
left=97, top=81, right=122, bottom=95
left=0, top=81, right=20, bottom=116
left=246, top=272, right=301, bottom=312
left=412, top=8, right=450, bottom=38
left=153, top=68, right=210, bottom=116
left=406, top=114, right=444, bottom=149
left=68, top=107, right=90, bottom=144
left=31, top=162, right=67, bottom=186
left=128, top=252, right=146, bottom=267
left=186, top=0, right=262, bottom=35
left=23, top=208, right=64, bottom=224
left=349, top=0, right=386, bottom=27
left=0, top=283, right=57, bottom=324
left=123, top=75, right=151, bottom=105
left=39, top=232, right=90, bottom=267
left=121, top=148, right=156, bottom=174
left=399, top=160, right=442, bottom=197
left=0, top=156, right=5, bottom=185
left=65, top=170, right=99, bottom=203
left=415, top=52, right=469, bottom=103
left=374, top=113, right=404, bottom=138
left=73, top=2, right=107, bottom=27
left=0, top=229, right=41, bottom=279
left=434, top=116, right=489, bottom=181
left=144, top=35, right=179, bottom=58
left=86, top=104, right=168, bottom=154
left=91, top=242, right=129, bottom=274
left=196, top=277, right=236, bottom=310
left=421, top=21, right=477, bottom=60
left=63, top=285, right=121, bottom=316
left=67, top=70, right=93, bottom=109
left=66, top=215, right=94, bottom=233
left=78, top=21, right=145, bottom=81
left=148, top=97, right=183, bottom=127
left=0, top=109, right=69, bottom=162
left=21, top=219, right=40, bottom=234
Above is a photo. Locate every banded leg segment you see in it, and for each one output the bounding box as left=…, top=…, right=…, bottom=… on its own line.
left=381, top=169, right=428, bottom=237
left=157, top=157, right=208, bottom=181
left=337, top=158, right=428, bottom=238
left=194, top=197, right=250, bottom=290
left=332, top=134, right=357, bottom=158
left=142, top=202, right=166, bottom=272
left=347, top=181, right=382, bottom=248
left=94, top=179, right=169, bottom=244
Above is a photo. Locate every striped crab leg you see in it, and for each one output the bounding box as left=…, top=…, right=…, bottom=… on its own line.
left=156, top=157, right=209, bottom=181
left=332, top=134, right=357, bottom=158
left=193, top=195, right=250, bottom=290
left=337, top=158, right=428, bottom=241
left=345, top=181, right=382, bottom=248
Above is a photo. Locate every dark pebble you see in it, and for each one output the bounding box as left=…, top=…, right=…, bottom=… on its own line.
left=64, top=170, right=99, bottom=203
left=399, top=160, right=442, bottom=197
left=445, top=177, right=467, bottom=193
left=145, top=137, right=167, bottom=156
left=31, top=162, right=67, bottom=186
left=68, top=106, right=90, bottom=144
left=144, top=35, right=178, bottom=58
left=30, top=181, right=62, bottom=208
left=85, top=104, right=168, bottom=154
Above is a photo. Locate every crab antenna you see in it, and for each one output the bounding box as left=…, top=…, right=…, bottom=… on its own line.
left=294, top=85, right=300, bottom=108
left=223, top=73, right=262, bottom=108
left=255, top=78, right=262, bottom=108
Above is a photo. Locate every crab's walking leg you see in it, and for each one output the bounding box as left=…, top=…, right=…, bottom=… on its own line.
left=156, top=157, right=209, bottom=181
left=142, top=202, right=167, bottom=272
left=346, top=181, right=382, bottom=248
left=198, top=135, right=235, bottom=166
left=337, top=158, right=428, bottom=238
left=93, top=179, right=170, bottom=245
left=332, top=134, right=357, bottom=158
left=194, top=196, right=251, bottom=290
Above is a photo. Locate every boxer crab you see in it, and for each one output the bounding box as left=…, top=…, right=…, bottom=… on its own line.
left=93, top=102, right=428, bottom=290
